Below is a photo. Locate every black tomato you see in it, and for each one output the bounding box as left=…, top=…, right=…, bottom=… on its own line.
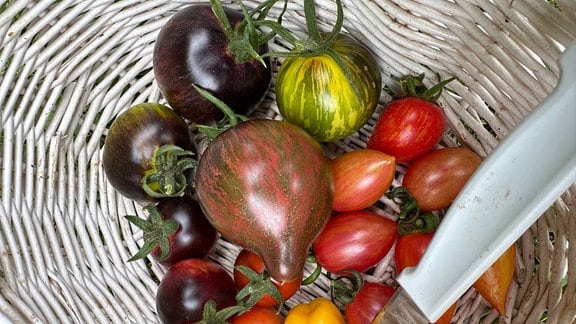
left=102, top=103, right=195, bottom=202
left=153, top=4, right=272, bottom=124
left=125, top=197, right=219, bottom=267
left=156, top=259, right=237, bottom=324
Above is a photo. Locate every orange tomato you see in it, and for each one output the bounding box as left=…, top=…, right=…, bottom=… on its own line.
left=473, top=244, right=516, bottom=314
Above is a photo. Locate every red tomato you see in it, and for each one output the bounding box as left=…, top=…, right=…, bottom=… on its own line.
left=346, top=282, right=395, bottom=324
left=331, top=149, right=396, bottom=212
left=395, top=232, right=434, bottom=273
left=313, top=211, right=397, bottom=274
left=234, top=249, right=302, bottom=307
left=402, top=147, right=482, bottom=211
left=229, top=306, right=284, bottom=324
left=395, top=233, right=456, bottom=324
left=367, top=97, right=445, bottom=163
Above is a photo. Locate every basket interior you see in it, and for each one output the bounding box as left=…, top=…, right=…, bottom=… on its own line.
left=0, top=0, right=575, bottom=323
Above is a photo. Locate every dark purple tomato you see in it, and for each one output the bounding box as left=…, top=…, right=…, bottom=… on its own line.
left=153, top=4, right=272, bottom=124
left=125, top=198, right=218, bottom=266
left=156, top=258, right=237, bottom=324
left=102, top=103, right=194, bottom=202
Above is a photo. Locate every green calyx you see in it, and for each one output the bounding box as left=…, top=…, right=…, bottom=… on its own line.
left=330, top=270, right=365, bottom=311
left=210, top=0, right=281, bottom=66
left=141, top=144, right=196, bottom=199
left=393, top=73, right=456, bottom=102
left=235, top=265, right=284, bottom=309
left=197, top=300, right=248, bottom=324
left=387, top=186, right=440, bottom=235
left=124, top=204, right=179, bottom=262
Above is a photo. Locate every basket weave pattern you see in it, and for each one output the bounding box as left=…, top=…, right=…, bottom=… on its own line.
left=0, top=0, right=575, bottom=323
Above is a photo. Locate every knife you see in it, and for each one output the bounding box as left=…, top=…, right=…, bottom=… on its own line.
left=373, top=41, right=576, bottom=324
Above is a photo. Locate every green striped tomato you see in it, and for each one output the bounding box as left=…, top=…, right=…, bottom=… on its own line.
left=275, top=34, right=382, bottom=142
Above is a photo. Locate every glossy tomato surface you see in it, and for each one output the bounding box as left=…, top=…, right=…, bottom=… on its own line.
left=367, top=97, right=445, bottom=163
left=394, top=232, right=456, bottom=324
left=402, top=147, right=482, bottom=211
left=234, top=249, right=301, bottom=307
left=102, top=103, right=192, bottom=201
left=276, top=34, right=382, bottom=142
left=152, top=197, right=218, bottom=267
left=331, top=149, right=395, bottom=212
left=313, top=211, right=397, bottom=274
left=229, top=306, right=284, bottom=324
left=195, top=119, right=334, bottom=283
left=154, top=4, right=271, bottom=124
left=473, top=245, right=516, bottom=314
left=156, top=259, right=237, bottom=324
left=346, top=282, right=395, bottom=324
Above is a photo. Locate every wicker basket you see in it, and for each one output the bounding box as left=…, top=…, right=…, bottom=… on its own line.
left=0, top=0, right=574, bottom=323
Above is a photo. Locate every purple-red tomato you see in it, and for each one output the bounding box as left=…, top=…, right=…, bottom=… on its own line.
left=313, top=211, right=397, bottom=274
left=152, top=197, right=219, bottom=266
left=402, top=147, right=482, bottom=211
left=195, top=119, right=334, bottom=283
left=125, top=198, right=218, bottom=267
left=156, top=258, right=237, bottom=324
left=153, top=4, right=271, bottom=124
left=330, top=149, right=396, bottom=212
left=346, top=282, right=395, bottom=324
left=367, top=97, right=445, bottom=163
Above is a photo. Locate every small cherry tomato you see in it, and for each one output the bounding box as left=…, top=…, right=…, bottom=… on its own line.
left=313, top=211, right=397, bottom=274
left=330, top=149, right=396, bottom=212
left=234, top=249, right=302, bottom=308
left=229, top=306, right=284, bottom=324
left=156, top=259, right=237, bottom=323
left=473, top=244, right=516, bottom=314
left=402, top=147, right=482, bottom=211
left=346, top=282, right=395, bottom=324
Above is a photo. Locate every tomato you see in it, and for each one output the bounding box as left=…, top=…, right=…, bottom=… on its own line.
left=473, top=244, right=516, bottom=314
left=367, top=96, right=445, bottom=163
left=367, top=74, right=454, bottom=163
left=402, top=147, right=482, bottom=211
left=124, top=197, right=218, bottom=267
left=276, top=33, right=382, bottom=142
left=285, top=298, right=345, bottom=324
left=313, top=211, right=397, bottom=274
left=153, top=4, right=272, bottom=124
left=195, top=119, right=334, bottom=283
left=229, top=306, right=284, bottom=324
left=395, top=233, right=456, bottom=324
left=346, top=282, right=395, bottom=324
left=234, top=249, right=301, bottom=307
left=330, top=149, right=395, bottom=212
left=102, top=103, right=195, bottom=201
left=156, top=258, right=237, bottom=324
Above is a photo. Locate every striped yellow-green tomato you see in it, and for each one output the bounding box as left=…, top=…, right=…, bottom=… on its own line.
left=275, top=34, right=382, bottom=142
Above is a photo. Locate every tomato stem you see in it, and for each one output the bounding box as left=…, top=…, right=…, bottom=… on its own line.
left=387, top=186, right=440, bottom=234
left=209, top=0, right=280, bottom=66
left=141, top=144, right=196, bottom=199
left=193, top=85, right=250, bottom=138
left=330, top=270, right=365, bottom=311
left=393, top=73, right=456, bottom=102
left=301, top=254, right=323, bottom=285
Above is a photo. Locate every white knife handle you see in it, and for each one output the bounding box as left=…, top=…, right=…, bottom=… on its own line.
left=397, top=42, right=576, bottom=323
